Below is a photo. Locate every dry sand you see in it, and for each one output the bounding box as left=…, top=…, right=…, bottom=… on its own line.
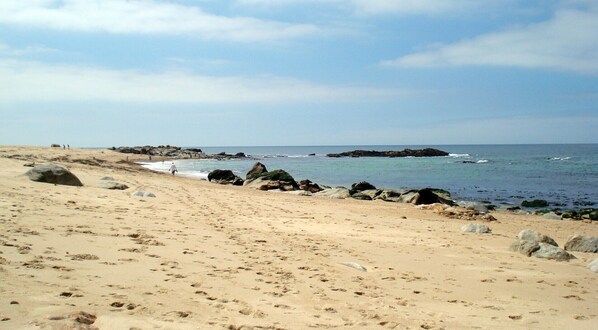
left=0, top=146, right=597, bottom=329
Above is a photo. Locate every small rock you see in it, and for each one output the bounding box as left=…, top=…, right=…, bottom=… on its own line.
left=587, top=258, right=598, bottom=273
left=98, top=181, right=129, bottom=190
left=542, top=212, right=562, bottom=220
left=132, top=191, right=156, bottom=198
left=516, top=229, right=558, bottom=247
left=461, top=223, right=492, bottom=234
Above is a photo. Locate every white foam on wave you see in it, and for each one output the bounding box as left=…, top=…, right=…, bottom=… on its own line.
left=476, top=160, right=489, bottom=163
left=449, top=153, right=470, bottom=158
left=179, top=171, right=209, bottom=180
left=550, top=157, right=571, bottom=161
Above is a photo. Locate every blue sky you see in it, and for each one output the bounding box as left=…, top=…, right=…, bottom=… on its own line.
left=1, top=0, right=597, bottom=147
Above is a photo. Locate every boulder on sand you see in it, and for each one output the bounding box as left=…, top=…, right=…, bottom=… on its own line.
left=244, top=169, right=298, bottom=191
left=299, top=179, right=323, bottom=193
left=564, top=235, right=598, bottom=253
left=588, top=258, right=598, bottom=273
left=349, top=181, right=376, bottom=195
left=399, top=188, right=454, bottom=206
left=208, top=169, right=244, bottom=186
left=26, top=164, right=83, bottom=186
left=510, top=229, right=575, bottom=261
left=315, top=187, right=351, bottom=199
left=461, top=223, right=492, bottom=234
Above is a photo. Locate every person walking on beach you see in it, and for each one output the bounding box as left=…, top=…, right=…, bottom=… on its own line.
left=169, top=162, right=177, bottom=175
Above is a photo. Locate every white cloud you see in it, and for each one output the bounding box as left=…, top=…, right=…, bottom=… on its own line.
left=0, top=59, right=408, bottom=104
left=350, top=0, right=489, bottom=15
left=382, top=6, right=598, bottom=74
left=0, top=0, right=319, bottom=42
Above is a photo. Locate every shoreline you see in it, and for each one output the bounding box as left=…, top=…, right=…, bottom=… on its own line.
left=1, top=146, right=597, bottom=329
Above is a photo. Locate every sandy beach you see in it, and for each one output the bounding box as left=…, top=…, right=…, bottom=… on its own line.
left=1, top=146, right=597, bottom=330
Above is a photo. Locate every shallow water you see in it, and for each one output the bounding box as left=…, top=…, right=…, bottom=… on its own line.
left=141, top=144, right=598, bottom=208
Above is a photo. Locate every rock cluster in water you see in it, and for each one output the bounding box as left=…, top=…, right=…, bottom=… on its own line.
left=326, top=148, right=449, bottom=158
left=112, top=145, right=247, bottom=160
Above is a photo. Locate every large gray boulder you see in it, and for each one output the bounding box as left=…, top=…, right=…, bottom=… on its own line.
left=531, top=243, right=576, bottom=261
left=315, top=187, right=351, bottom=199
left=564, top=235, right=598, bottom=253
left=510, top=229, right=575, bottom=261
left=516, top=229, right=558, bottom=247
left=26, top=164, right=83, bottom=186
left=588, top=258, right=598, bottom=273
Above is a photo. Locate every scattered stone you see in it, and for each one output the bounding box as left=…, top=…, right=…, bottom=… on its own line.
left=374, top=189, right=403, bottom=202
left=457, top=201, right=490, bottom=213
left=352, top=189, right=380, bottom=201
left=100, top=176, right=115, bottom=181
left=400, top=189, right=454, bottom=206
left=341, top=262, right=367, bottom=272
left=25, top=164, right=83, bottom=186
left=461, top=223, right=492, bottom=234
left=97, top=181, right=129, bottom=190
left=587, top=258, right=598, bottom=273
left=110, top=301, right=125, bottom=308
left=564, top=235, right=598, bottom=253
left=132, top=191, right=156, bottom=198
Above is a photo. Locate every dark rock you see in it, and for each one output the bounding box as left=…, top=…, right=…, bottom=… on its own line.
left=208, top=169, right=244, bottom=186
left=400, top=188, right=454, bottom=206
left=235, top=152, right=246, bottom=158
left=521, top=199, right=549, bottom=208
left=244, top=169, right=298, bottom=191
left=26, top=164, right=83, bottom=187
left=327, top=148, right=449, bottom=158
left=564, top=235, right=598, bottom=253
left=299, top=179, right=322, bottom=193
left=349, top=181, right=376, bottom=195
left=247, top=162, right=268, bottom=180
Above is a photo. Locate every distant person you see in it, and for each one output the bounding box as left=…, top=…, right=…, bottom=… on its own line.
left=169, top=162, right=177, bottom=175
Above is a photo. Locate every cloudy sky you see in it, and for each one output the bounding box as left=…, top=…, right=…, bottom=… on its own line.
left=1, top=0, right=597, bottom=147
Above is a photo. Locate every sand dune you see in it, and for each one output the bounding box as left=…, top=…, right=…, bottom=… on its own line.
left=0, top=146, right=597, bottom=329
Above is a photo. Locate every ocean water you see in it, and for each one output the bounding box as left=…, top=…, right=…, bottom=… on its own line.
left=140, top=144, right=598, bottom=208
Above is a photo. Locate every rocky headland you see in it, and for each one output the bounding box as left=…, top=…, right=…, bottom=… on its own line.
left=112, top=145, right=248, bottom=160
left=326, top=148, right=449, bottom=158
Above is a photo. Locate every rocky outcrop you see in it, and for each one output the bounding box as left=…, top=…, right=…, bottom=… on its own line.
left=374, top=189, right=403, bottom=202
left=564, top=235, right=598, bottom=253
left=327, top=148, right=449, bottom=158
left=112, top=145, right=248, bottom=160
left=208, top=170, right=244, bottom=186
left=26, top=164, right=83, bottom=186
left=247, top=162, right=268, bottom=180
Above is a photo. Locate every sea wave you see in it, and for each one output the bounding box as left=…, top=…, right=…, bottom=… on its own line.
left=549, top=157, right=571, bottom=161
left=449, top=153, right=470, bottom=158
left=476, top=160, right=489, bottom=164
